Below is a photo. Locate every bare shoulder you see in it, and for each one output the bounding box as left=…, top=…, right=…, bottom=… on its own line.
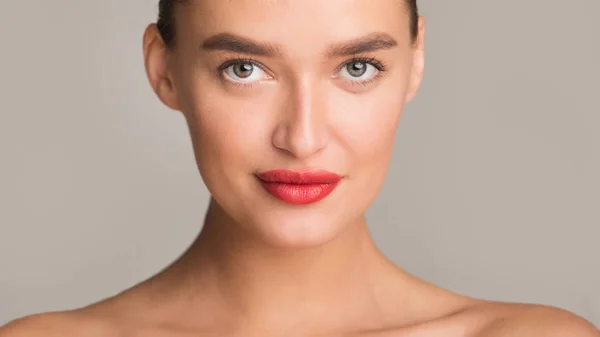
left=0, top=311, right=119, bottom=337
left=471, top=301, right=599, bottom=337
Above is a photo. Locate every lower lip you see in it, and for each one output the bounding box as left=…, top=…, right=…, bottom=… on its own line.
left=258, top=181, right=340, bottom=205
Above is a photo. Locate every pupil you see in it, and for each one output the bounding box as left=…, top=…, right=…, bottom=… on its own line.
left=234, top=63, right=254, bottom=78
left=347, top=62, right=367, bottom=77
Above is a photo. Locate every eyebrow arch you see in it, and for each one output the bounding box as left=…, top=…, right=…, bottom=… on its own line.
left=200, top=32, right=398, bottom=57
left=326, top=32, right=398, bottom=57
left=201, top=33, right=281, bottom=57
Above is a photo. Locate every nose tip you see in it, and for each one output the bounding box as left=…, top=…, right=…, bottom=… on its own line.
left=271, top=84, right=329, bottom=159
left=272, top=121, right=328, bottom=159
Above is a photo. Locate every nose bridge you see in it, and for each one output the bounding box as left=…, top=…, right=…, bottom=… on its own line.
left=272, top=77, right=329, bottom=158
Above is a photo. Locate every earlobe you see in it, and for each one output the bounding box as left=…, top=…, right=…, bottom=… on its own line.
left=405, top=16, right=426, bottom=103
left=143, top=24, right=182, bottom=111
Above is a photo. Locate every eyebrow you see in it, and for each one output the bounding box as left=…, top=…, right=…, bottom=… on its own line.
left=326, top=32, right=398, bottom=57
left=200, top=32, right=398, bottom=57
left=201, top=33, right=281, bottom=57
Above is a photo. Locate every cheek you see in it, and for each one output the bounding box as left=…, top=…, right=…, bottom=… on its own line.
left=173, top=58, right=257, bottom=169
left=332, top=85, right=406, bottom=167
left=182, top=85, right=276, bottom=182
left=328, top=79, right=408, bottom=209
left=183, top=99, right=266, bottom=213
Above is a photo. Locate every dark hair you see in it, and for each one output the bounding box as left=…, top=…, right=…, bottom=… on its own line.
left=157, top=0, right=419, bottom=48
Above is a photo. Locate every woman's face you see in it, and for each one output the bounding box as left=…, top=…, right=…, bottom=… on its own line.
left=147, top=0, right=424, bottom=248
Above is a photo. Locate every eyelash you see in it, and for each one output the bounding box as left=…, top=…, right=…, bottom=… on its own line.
left=216, top=56, right=388, bottom=88
left=216, top=57, right=266, bottom=88
left=338, top=56, right=388, bottom=86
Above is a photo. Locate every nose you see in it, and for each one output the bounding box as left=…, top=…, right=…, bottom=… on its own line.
left=271, top=80, right=329, bottom=159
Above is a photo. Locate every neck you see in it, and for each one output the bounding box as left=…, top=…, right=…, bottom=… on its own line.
left=152, top=198, right=408, bottom=333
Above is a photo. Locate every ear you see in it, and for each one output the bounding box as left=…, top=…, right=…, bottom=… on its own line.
left=405, top=16, right=425, bottom=103
left=143, top=24, right=182, bottom=111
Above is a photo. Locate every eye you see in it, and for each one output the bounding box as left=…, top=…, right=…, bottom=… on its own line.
left=222, top=61, right=271, bottom=83
left=338, top=61, right=379, bottom=81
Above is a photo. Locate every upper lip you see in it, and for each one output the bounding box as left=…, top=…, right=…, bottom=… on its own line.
left=256, top=169, right=342, bottom=184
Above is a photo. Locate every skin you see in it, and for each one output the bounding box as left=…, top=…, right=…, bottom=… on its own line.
left=1, top=0, right=598, bottom=336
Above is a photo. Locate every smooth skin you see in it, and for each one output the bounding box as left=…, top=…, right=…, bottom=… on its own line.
left=2, top=0, right=598, bottom=336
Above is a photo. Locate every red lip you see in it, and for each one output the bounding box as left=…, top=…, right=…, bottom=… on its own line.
left=255, top=169, right=342, bottom=205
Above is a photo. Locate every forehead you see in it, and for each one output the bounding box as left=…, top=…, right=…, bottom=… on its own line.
left=176, top=0, right=412, bottom=51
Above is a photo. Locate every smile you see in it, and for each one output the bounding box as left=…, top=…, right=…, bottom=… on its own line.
left=255, top=169, right=343, bottom=205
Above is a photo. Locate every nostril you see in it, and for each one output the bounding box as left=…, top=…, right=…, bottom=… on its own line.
left=271, top=122, right=328, bottom=159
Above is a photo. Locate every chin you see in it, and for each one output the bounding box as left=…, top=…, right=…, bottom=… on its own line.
left=205, top=175, right=373, bottom=249
left=244, top=207, right=352, bottom=249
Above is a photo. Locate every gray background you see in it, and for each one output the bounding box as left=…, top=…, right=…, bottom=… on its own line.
left=0, top=0, right=598, bottom=326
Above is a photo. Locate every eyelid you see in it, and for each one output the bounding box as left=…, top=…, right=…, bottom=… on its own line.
left=217, top=57, right=274, bottom=78
left=332, top=56, right=387, bottom=77
left=215, top=55, right=387, bottom=88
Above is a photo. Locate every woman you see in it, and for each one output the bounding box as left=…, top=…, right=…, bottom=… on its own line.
left=1, top=0, right=598, bottom=336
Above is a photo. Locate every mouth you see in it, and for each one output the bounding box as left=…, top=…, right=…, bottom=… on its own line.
left=255, top=169, right=343, bottom=205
